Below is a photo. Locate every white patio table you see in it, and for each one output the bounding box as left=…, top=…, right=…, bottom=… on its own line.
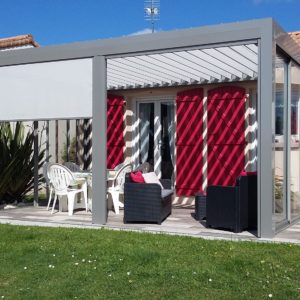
left=72, top=172, right=92, bottom=212
left=72, top=171, right=115, bottom=212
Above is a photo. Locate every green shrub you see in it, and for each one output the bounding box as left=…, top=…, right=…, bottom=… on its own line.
left=61, top=136, right=77, bottom=163
left=0, top=122, right=46, bottom=204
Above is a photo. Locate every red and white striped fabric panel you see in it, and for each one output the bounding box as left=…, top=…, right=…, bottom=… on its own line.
left=207, top=86, right=247, bottom=186
left=176, top=88, right=204, bottom=196
left=107, top=94, right=125, bottom=169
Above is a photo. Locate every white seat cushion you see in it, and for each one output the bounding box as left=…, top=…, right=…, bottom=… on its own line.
left=161, top=189, right=173, bottom=198
left=142, top=172, right=164, bottom=190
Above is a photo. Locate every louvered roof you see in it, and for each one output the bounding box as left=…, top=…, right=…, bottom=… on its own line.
left=107, top=42, right=258, bottom=90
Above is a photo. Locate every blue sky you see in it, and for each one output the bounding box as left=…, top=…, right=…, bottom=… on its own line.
left=0, top=0, right=300, bottom=46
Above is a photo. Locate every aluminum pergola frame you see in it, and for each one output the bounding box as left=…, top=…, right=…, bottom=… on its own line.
left=1, top=18, right=299, bottom=238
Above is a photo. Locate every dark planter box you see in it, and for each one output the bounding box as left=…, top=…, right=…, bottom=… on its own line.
left=195, top=193, right=206, bottom=220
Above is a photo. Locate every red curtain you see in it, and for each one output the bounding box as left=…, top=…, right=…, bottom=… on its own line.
left=207, top=86, right=246, bottom=186
left=176, top=88, right=204, bottom=196
left=107, top=94, right=125, bottom=169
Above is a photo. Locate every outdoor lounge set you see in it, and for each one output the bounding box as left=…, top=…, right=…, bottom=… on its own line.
left=43, top=160, right=257, bottom=233
left=123, top=167, right=257, bottom=232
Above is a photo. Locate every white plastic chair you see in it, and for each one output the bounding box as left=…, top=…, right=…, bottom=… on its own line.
left=43, top=162, right=55, bottom=211
left=107, top=163, right=132, bottom=214
left=48, top=164, right=88, bottom=216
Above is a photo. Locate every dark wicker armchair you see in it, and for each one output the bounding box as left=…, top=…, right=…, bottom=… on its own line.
left=124, top=175, right=173, bottom=224
left=206, top=174, right=257, bottom=233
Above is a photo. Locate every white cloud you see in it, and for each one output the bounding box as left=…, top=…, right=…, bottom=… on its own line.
left=128, top=28, right=158, bottom=36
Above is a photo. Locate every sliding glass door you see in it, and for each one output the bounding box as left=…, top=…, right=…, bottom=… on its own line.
left=137, top=99, right=175, bottom=181
left=273, top=49, right=300, bottom=230
left=290, top=62, right=300, bottom=220
left=273, top=51, right=288, bottom=227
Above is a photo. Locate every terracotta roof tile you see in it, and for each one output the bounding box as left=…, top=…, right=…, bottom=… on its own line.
left=289, top=31, right=300, bottom=46
left=0, top=34, right=39, bottom=49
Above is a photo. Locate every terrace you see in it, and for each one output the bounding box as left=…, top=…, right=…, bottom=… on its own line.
left=0, top=18, right=300, bottom=239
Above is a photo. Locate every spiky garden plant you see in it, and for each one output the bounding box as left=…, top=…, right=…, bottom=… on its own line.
left=0, top=122, right=45, bottom=204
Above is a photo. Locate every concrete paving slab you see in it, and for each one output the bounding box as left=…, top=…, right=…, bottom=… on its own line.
left=0, top=205, right=299, bottom=244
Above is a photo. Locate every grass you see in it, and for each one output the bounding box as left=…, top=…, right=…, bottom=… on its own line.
left=0, top=225, right=300, bottom=300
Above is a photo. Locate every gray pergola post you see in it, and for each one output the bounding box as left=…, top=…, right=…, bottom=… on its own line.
left=33, top=121, right=39, bottom=207
left=257, top=23, right=275, bottom=238
left=92, top=56, right=107, bottom=224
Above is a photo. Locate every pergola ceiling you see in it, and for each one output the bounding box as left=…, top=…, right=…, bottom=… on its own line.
left=107, top=43, right=258, bottom=90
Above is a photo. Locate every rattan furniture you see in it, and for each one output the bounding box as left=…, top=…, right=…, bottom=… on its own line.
left=124, top=175, right=173, bottom=224
left=206, top=174, right=257, bottom=233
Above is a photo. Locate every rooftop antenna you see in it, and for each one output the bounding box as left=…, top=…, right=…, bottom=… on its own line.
left=144, top=0, right=160, bottom=33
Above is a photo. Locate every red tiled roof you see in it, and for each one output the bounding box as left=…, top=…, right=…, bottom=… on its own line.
left=0, top=34, right=39, bottom=49
left=289, top=31, right=300, bottom=46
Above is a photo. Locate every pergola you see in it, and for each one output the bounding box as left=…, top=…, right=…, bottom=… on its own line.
left=0, top=18, right=299, bottom=238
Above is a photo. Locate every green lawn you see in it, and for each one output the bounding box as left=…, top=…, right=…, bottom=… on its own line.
left=0, top=225, right=299, bottom=300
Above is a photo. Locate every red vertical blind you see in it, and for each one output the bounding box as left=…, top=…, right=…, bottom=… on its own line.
left=207, top=86, right=246, bottom=186
left=176, top=88, right=204, bottom=196
left=107, top=94, right=125, bottom=169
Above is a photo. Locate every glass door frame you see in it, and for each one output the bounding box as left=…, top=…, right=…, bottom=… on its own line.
left=274, top=47, right=300, bottom=232
left=133, top=95, right=175, bottom=179
left=274, top=49, right=289, bottom=231
left=290, top=61, right=300, bottom=222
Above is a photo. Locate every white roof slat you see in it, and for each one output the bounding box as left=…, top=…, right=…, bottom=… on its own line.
left=145, top=54, right=209, bottom=81
left=230, top=45, right=258, bottom=65
left=202, top=48, right=255, bottom=78
left=216, top=47, right=257, bottom=74
left=141, top=54, right=208, bottom=81
left=160, top=52, right=220, bottom=81
left=125, top=55, right=199, bottom=82
left=182, top=50, right=238, bottom=79
left=107, top=77, right=135, bottom=88
left=107, top=71, right=148, bottom=86
left=107, top=79, right=130, bottom=90
left=189, top=49, right=244, bottom=79
left=108, top=70, right=151, bottom=86
left=122, top=56, right=182, bottom=83
left=174, top=51, right=232, bottom=80
left=145, top=55, right=211, bottom=82
left=107, top=79, right=125, bottom=89
left=245, top=44, right=258, bottom=54
left=108, top=59, right=173, bottom=85
left=107, top=78, right=122, bottom=86
left=111, top=58, right=173, bottom=82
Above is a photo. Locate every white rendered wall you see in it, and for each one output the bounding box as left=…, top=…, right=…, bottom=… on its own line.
left=0, top=58, right=92, bottom=121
